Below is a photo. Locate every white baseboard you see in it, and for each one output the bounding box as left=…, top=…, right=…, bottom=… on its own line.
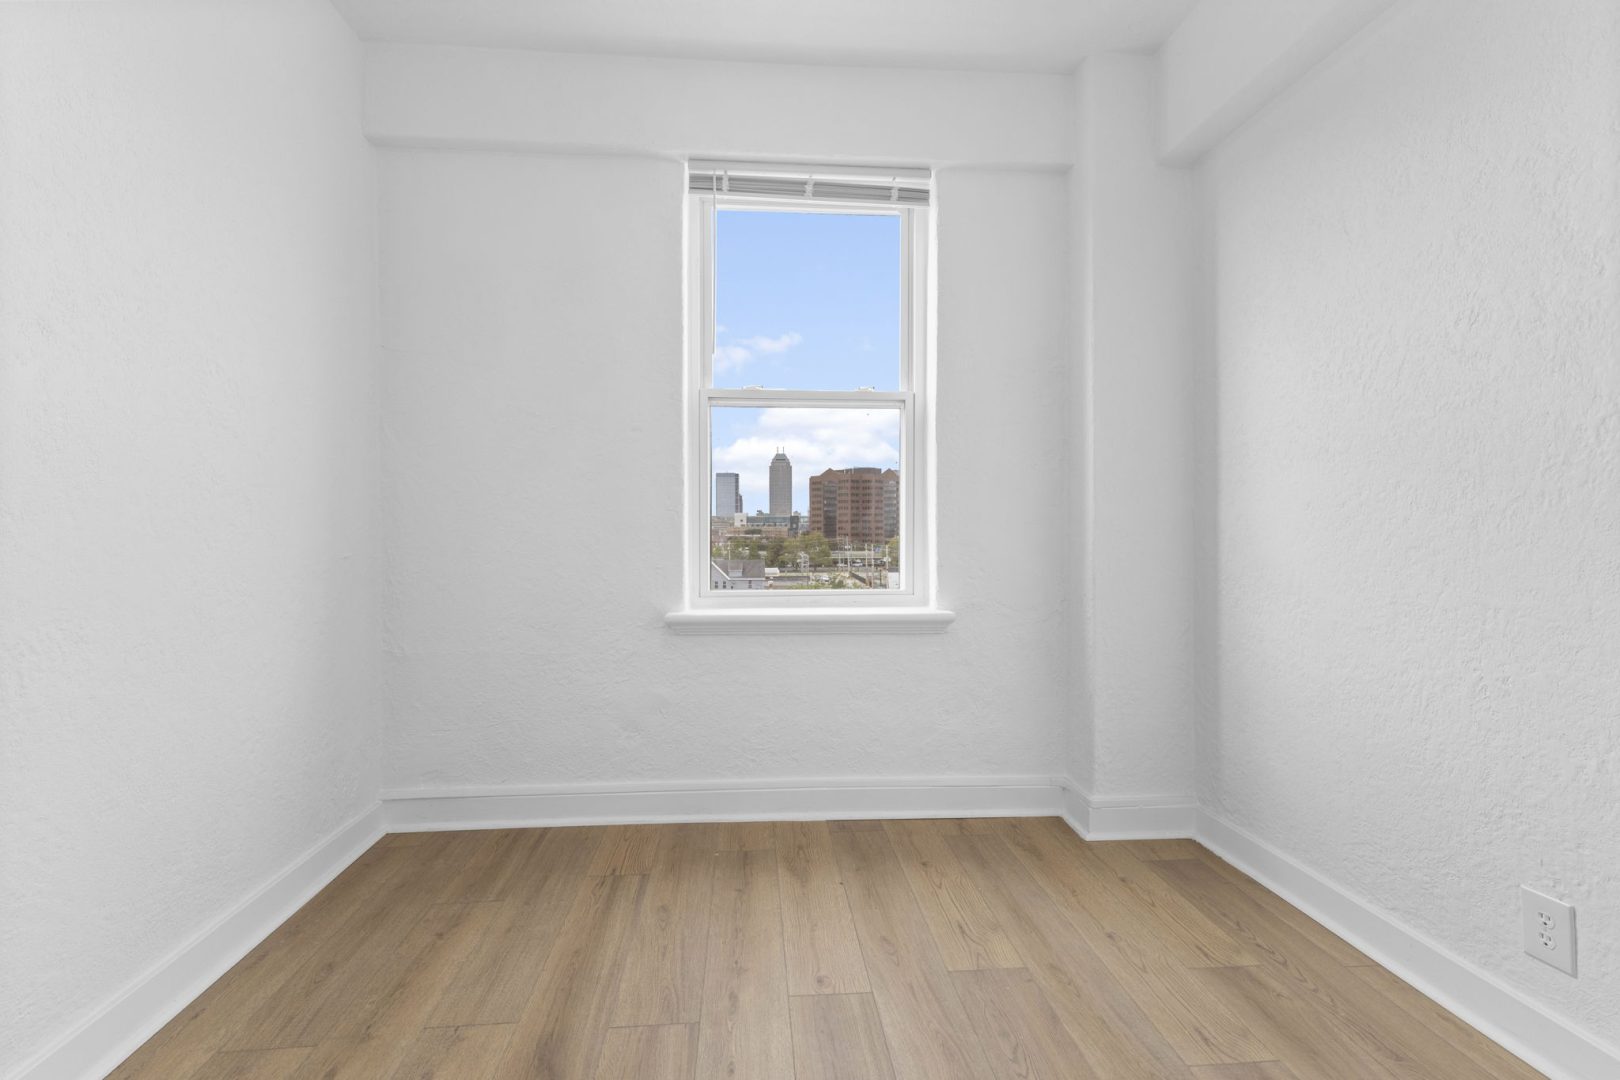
left=8, top=806, right=384, bottom=1080
left=1059, top=782, right=1199, bottom=840
left=1059, top=782, right=1091, bottom=838
left=381, top=775, right=1065, bottom=831
left=1197, top=809, right=1620, bottom=1080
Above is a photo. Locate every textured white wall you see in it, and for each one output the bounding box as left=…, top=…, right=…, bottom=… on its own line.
left=1201, top=0, right=1620, bottom=1046
left=379, top=152, right=1070, bottom=791
left=0, top=2, right=379, bottom=1070
left=1071, top=55, right=1199, bottom=799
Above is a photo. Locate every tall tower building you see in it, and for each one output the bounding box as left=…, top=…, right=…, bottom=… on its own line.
left=715, top=472, right=742, bottom=517
left=769, top=449, right=792, bottom=515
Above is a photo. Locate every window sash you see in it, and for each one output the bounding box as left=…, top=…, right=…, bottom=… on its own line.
left=700, top=199, right=914, bottom=395
left=686, top=188, right=931, bottom=608
left=704, top=389, right=908, bottom=407
left=702, top=396, right=910, bottom=597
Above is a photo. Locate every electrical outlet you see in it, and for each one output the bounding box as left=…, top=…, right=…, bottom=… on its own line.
left=1522, top=886, right=1577, bottom=976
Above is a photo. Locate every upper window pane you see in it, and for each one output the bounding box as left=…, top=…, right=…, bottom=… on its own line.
left=712, top=209, right=901, bottom=391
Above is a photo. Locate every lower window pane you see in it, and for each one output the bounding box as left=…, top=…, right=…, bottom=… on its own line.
left=710, top=406, right=902, bottom=591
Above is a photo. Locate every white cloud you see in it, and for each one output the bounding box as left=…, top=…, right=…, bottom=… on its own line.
left=713, top=344, right=754, bottom=374
left=712, top=330, right=803, bottom=375
left=740, top=331, right=802, bottom=354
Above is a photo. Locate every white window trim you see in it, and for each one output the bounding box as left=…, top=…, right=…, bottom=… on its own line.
left=667, top=185, right=951, bottom=634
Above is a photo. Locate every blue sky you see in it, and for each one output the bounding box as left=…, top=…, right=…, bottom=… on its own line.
left=710, top=209, right=902, bottom=515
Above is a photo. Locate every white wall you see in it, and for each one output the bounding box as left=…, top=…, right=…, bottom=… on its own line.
left=1070, top=54, right=1199, bottom=802
left=378, top=150, right=1071, bottom=793
left=364, top=43, right=1072, bottom=168
left=1200, top=0, right=1620, bottom=1049
left=0, top=2, right=379, bottom=1071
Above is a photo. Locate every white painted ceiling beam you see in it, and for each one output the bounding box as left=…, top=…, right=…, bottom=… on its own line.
left=363, top=44, right=1074, bottom=169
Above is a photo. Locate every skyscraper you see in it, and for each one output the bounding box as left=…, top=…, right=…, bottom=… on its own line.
left=769, top=449, right=792, bottom=515
left=715, top=472, right=742, bottom=517
left=808, top=467, right=900, bottom=545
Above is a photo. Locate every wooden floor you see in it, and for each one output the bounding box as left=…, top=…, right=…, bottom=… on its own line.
left=112, top=818, right=1543, bottom=1080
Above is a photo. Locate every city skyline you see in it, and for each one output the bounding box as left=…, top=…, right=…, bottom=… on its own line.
left=715, top=452, right=801, bottom=518
left=715, top=453, right=900, bottom=544
left=712, top=406, right=900, bottom=515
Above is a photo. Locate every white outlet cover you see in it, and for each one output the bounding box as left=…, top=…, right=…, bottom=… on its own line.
left=1522, top=885, right=1577, bottom=976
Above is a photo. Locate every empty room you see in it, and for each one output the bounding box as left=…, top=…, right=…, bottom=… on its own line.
left=3, top=0, right=1616, bottom=1077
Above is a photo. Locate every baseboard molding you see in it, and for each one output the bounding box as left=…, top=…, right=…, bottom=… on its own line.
left=1059, top=782, right=1199, bottom=840
left=385, top=774, right=1199, bottom=840
left=1059, top=782, right=1091, bottom=838
left=8, top=806, right=384, bottom=1080
left=381, top=775, right=1065, bottom=831
left=1197, top=809, right=1620, bottom=1080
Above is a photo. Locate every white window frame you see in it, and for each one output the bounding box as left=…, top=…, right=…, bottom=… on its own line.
left=669, top=181, right=951, bottom=634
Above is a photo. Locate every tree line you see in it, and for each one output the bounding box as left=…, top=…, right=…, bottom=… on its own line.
left=713, top=531, right=897, bottom=569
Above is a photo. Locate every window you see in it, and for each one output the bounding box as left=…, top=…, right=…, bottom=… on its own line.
left=674, top=162, right=948, bottom=631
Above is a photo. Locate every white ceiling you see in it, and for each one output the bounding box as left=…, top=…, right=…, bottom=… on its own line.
left=329, top=0, right=1197, bottom=73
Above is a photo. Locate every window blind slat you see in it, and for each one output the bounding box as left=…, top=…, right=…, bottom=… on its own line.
left=689, top=166, right=932, bottom=206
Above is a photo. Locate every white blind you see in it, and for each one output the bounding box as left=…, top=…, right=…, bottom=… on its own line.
left=688, top=161, right=931, bottom=207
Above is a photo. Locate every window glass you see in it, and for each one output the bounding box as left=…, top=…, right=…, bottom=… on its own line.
left=709, top=405, right=902, bottom=590
left=712, top=210, right=901, bottom=391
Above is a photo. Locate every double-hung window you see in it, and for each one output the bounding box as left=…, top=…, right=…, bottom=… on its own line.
left=671, top=162, right=950, bottom=633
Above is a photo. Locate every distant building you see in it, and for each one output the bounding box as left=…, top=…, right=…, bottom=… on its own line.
left=748, top=510, right=801, bottom=535
left=808, top=467, right=900, bottom=545
left=709, top=515, right=746, bottom=543
left=710, top=511, right=798, bottom=545
left=715, top=472, right=742, bottom=517
left=710, top=558, right=767, bottom=590
left=769, top=450, right=792, bottom=516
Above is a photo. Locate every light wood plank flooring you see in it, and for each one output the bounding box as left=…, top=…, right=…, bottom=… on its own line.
left=110, top=818, right=1545, bottom=1079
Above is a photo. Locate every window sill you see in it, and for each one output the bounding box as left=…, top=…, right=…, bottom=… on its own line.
left=664, top=607, right=956, bottom=635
